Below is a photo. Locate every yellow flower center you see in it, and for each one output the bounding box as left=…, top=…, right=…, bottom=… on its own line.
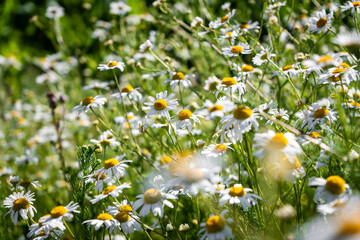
left=280, top=156, right=301, bottom=170
left=104, top=158, right=119, bottom=169
left=352, top=1, right=360, bottom=7
left=230, top=46, right=243, bottom=54
left=82, top=97, right=94, bottom=106
left=325, top=175, right=346, bottom=195
left=332, top=68, right=346, bottom=74
left=115, top=212, right=130, bottom=223
left=184, top=168, right=204, bottom=183
left=316, top=17, right=327, bottom=28
left=209, top=105, right=224, bottom=112
left=127, top=115, right=135, bottom=119
left=330, top=76, right=340, bottom=82
left=92, top=172, right=107, bottom=180
left=213, top=144, right=227, bottom=152
left=97, top=213, right=113, bottom=220
left=340, top=62, right=351, bottom=69
left=309, top=132, right=321, bottom=139
left=18, top=117, right=26, bottom=124
left=102, top=185, right=117, bottom=195
left=260, top=52, right=269, bottom=60
left=229, top=186, right=246, bottom=197
left=51, top=206, right=68, bottom=218
left=282, top=65, right=293, bottom=71
left=338, top=220, right=360, bottom=237
left=317, top=55, right=333, bottom=63
left=153, top=99, right=168, bottom=111
left=240, top=23, right=249, bottom=29
left=221, top=77, right=237, bottom=86
left=39, top=231, right=46, bottom=236
left=119, top=204, right=132, bottom=212
left=233, top=106, right=252, bottom=120
left=143, top=189, right=162, bottom=204
left=349, top=100, right=360, bottom=108
left=313, top=108, right=329, bottom=119
left=242, top=65, right=253, bottom=72
left=225, top=32, right=232, bottom=37
left=268, top=132, right=288, bottom=150
left=178, top=109, right=192, bottom=120
left=107, top=61, right=118, bottom=67
left=100, top=139, right=111, bottom=146
left=121, top=85, right=134, bottom=93
left=12, top=198, right=30, bottom=211
left=172, top=72, right=185, bottom=80
left=221, top=15, right=229, bottom=23
left=160, top=156, right=172, bottom=165
left=206, top=215, right=226, bottom=233
left=20, top=180, right=32, bottom=188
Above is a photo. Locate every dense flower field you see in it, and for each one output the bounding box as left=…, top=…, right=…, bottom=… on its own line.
left=1, top=0, right=360, bottom=239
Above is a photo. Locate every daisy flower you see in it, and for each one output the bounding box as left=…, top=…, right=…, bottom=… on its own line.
left=280, top=64, right=303, bottom=77
left=219, top=184, right=261, bottom=209
left=40, top=201, right=79, bottom=225
left=199, top=215, right=234, bottom=240
left=109, top=2, right=131, bottom=16
left=132, top=188, right=176, bottom=217
left=252, top=48, right=276, bottom=66
left=142, top=91, right=179, bottom=121
left=259, top=100, right=278, bottom=115
left=316, top=198, right=348, bottom=215
left=165, top=71, right=195, bottom=91
left=45, top=6, right=64, bottom=19
left=233, top=63, right=257, bottom=79
left=83, top=213, right=119, bottom=234
left=265, top=108, right=289, bottom=125
left=308, top=175, right=351, bottom=203
left=222, top=43, right=251, bottom=57
left=106, top=200, right=142, bottom=234
left=299, top=131, right=322, bottom=146
left=93, top=154, right=132, bottom=179
left=170, top=108, right=203, bottom=132
left=201, top=143, right=234, bottom=158
left=210, top=9, right=236, bottom=29
left=90, top=131, right=120, bottom=149
left=97, top=60, right=125, bottom=71
left=191, top=16, right=204, bottom=28
left=84, top=172, right=114, bottom=191
left=219, top=77, right=246, bottom=97
left=341, top=0, right=360, bottom=14
left=3, top=191, right=36, bottom=224
left=27, top=214, right=66, bottom=238
left=236, top=21, right=260, bottom=35
left=16, top=180, right=41, bottom=191
left=204, top=76, right=221, bottom=94
left=220, top=105, right=259, bottom=143
left=139, top=40, right=152, bottom=52
left=72, top=95, right=107, bottom=115
left=346, top=88, right=360, bottom=109
left=308, top=10, right=333, bottom=33
left=334, top=29, right=360, bottom=47
left=298, top=98, right=337, bottom=130
left=319, top=63, right=359, bottom=89
left=268, top=156, right=305, bottom=183
left=253, top=130, right=302, bottom=161
left=199, top=97, right=235, bottom=120
left=217, top=31, right=239, bottom=45
left=90, top=183, right=131, bottom=204
left=111, top=85, right=142, bottom=103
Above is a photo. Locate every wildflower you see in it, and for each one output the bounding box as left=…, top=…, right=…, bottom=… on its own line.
left=210, top=9, right=236, bottom=29
left=82, top=80, right=111, bottom=91
left=139, top=40, right=152, bottom=52
left=308, top=10, right=333, bottom=33
left=299, top=131, right=322, bottom=146
left=219, top=184, right=261, bottom=209
left=90, top=183, right=131, bottom=204
left=142, top=91, right=179, bottom=120
left=3, top=191, right=36, bottom=224
left=40, top=201, right=79, bottom=225
left=93, top=154, right=132, bottom=179
left=346, top=88, right=360, bottom=109
left=334, top=29, right=360, bottom=47
left=191, top=17, right=204, bottom=28
left=165, top=71, right=195, bottom=91
left=222, top=43, right=252, bottom=57
left=204, top=76, right=221, bottom=94
left=235, top=21, right=260, bottom=35
left=27, top=214, right=66, bottom=238
left=317, top=198, right=348, bottom=215
left=219, top=77, right=246, bottom=97
left=90, top=131, right=120, bottom=149
left=319, top=63, right=359, bottom=89
left=199, top=215, right=234, bottom=240
left=84, top=172, right=114, bottom=191
left=16, top=180, right=41, bottom=191
left=45, top=6, right=64, bottom=19
left=308, top=175, right=351, bottom=203
left=97, top=60, right=125, bottom=71
left=72, top=95, right=107, bottom=114
left=200, top=97, right=235, bottom=120
left=179, top=223, right=190, bottom=231
left=111, top=85, right=143, bottom=103
left=109, top=2, right=131, bottom=16
left=220, top=105, right=259, bottom=143
left=252, top=48, right=276, bottom=66
left=171, top=108, right=203, bottom=132
left=298, top=98, right=337, bottom=130
left=107, top=200, right=142, bottom=234
left=253, top=130, right=302, bottom=161
left=341, top=0, right=360, bottom=14
left=268, top=156, right=305, bottom=183
left=132, top=188, right=176, bottom=217
left=217, top=31, right=239, bottom=45
left=83, top=213, right=119, bottom=234
left=265, top=108, right=289, bottom=125
left=201, top=143, right=234, bottom=158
